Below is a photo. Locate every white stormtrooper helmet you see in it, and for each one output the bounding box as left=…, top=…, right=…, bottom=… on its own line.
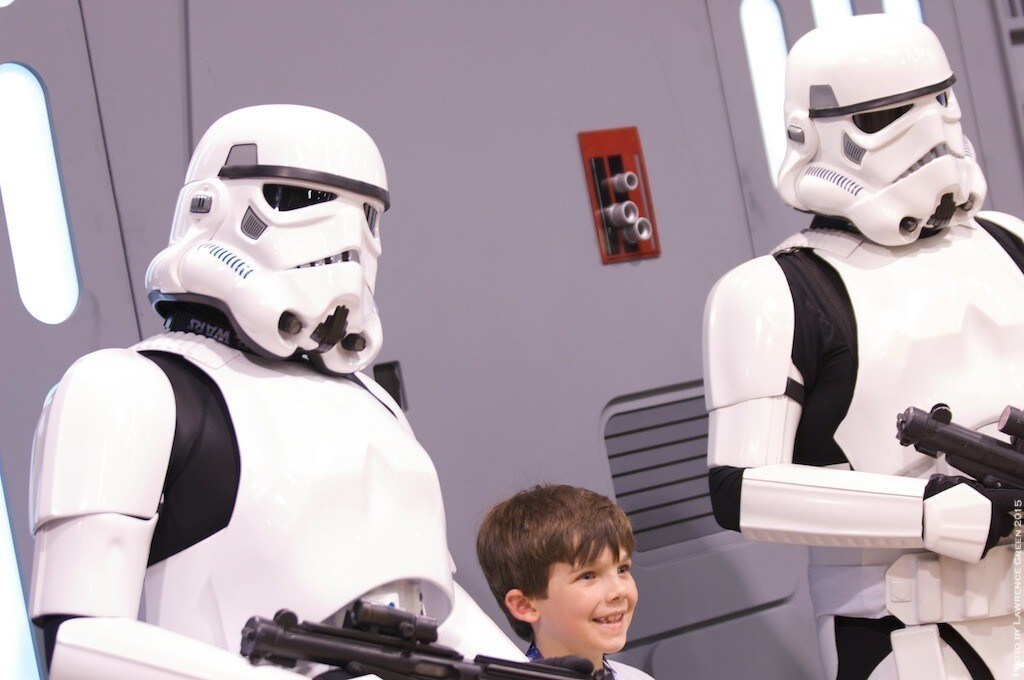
left=146, top=104, right=389, bottom=374
left=777, top=14, right=986, bottom=246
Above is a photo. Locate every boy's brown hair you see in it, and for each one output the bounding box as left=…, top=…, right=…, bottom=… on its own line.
left=475, top=484, right=636, bottom=641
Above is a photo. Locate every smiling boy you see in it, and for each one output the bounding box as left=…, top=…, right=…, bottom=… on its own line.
left=476, top=485, right=655, bottom=679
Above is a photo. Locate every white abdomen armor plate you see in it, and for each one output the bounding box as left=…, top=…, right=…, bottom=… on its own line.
left=811, top=223, right=1024, bottom=476
left=134, top=333, right=454, bottom=650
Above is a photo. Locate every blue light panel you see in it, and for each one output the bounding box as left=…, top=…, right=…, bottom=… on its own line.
left=739, top=0, right=789, bottom=185
left=0, top=63, right=79, bottom=325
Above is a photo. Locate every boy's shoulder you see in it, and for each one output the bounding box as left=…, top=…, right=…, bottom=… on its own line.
left=605, top=659, right=656, bottom=680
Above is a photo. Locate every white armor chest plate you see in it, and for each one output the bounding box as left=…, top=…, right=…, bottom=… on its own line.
left=809, top=224, right=1024, bottom=476
left=135, top=334, right=454, bottom=650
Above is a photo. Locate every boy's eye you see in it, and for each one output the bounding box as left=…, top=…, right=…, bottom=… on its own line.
left=618, top=564, right=632, bottom=575
left=577, top=571, right=596, bottom=581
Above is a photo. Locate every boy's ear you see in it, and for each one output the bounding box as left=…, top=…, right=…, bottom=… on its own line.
left=504, top=589, right=540, bottom=623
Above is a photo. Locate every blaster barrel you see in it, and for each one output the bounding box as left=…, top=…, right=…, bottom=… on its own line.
left=241, top=608, right=593, bottom=680
left=896, top=406, right=1024, bottom=487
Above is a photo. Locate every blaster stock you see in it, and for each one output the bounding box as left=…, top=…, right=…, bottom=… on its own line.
left=240, top=601, right=599, bottom=680
left=895, top=403, right=1024, bottom=489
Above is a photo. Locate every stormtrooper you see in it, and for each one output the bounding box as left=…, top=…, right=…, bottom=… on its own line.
left=704, top=15, right=1022, bottom=680
left=28, top=105, right=523, bottom=678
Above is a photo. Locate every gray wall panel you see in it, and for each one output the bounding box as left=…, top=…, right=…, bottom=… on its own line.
left=649, top=603, right=823, bottom=679
left=0, top=0, right=140, bottom=600
left=960, top=1, right=1024, bottom=218
left=80, top=0, right=192, bottom=338
left=175, top=3, right=765, bottom=662
left=708, top=1, right=819, bottom=255
left=627, top=536, right=813, bottom=642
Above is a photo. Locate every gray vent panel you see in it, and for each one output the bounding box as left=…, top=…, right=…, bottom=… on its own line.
left=631, top=495, right=712, bottom=531
left=609, top=438, right=707, bottom=476
left=843, top=133, right=866, bottom=165
left=241, top=207, right=268, bottom=240
left=605, top=397, right=706, bottom=436
left=604, top=392, right=718, bottom=551
left=636, top=515, right=721, bottom=552
left=612, top=456, right=708, bottom=496
left=607, top=415, right=708, bottom=457
left=617, top=477, right=708, bottom=514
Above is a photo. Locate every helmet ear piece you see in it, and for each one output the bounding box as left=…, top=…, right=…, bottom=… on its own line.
left=777, top=111, right=818, bottom=210
left=148, top=178, right=233, bottom=295
left=785, top=111, right=818, bottom=160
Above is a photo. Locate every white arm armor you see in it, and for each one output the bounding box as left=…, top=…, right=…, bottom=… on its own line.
left=436, top=581, right=526, bottom=662
left=704, top=257, right=990, bottom=560
left=30, top=349, right=175, bottom=620
left=50, top=617, right=310, bottom=679
left=704, top=256, right=803, bottom=468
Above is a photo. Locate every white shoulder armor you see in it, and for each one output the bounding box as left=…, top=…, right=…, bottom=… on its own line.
left=31, top=348, right=176, bottom=531
left=703, top=255, right=796, bottom=410
left=976, top=209, right=1024, bottom=241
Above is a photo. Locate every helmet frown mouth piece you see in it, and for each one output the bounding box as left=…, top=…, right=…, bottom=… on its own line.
left=310, top=305, right=349, bottom=352
left=926, top=193, right=957, bottom=229
left=293, top=249, right=360, bottom=269
left=897, top=144, right=961, bottom=181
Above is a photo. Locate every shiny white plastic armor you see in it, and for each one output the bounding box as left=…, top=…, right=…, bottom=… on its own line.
left=706, top=14, right=1016, bottom=677
left=29, top=105, right=523, bottom=679
left=704, top=215, right=1022, bottom=678
left=147, top=105, right=388, bottom=375
left=777, top=15, right=986, bottom=247
left=30, top=332, right=522, bottom=679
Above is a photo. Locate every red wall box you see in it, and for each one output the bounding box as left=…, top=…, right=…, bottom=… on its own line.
left=578, top=126, right=661, bottom=264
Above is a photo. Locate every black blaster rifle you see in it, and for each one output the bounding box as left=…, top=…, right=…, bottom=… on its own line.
left=895, top=403, right=1024, bottom=489
left=240, top=600, right=600, bottom=680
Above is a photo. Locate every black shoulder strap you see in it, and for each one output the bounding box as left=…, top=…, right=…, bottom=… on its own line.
left=772, top=247, right=856, bottom=469
left=139, top=350, right=241, bottom=566
left=976, top=217, right=1024, bottom=277
left=775, top=248, right=857, bottom=358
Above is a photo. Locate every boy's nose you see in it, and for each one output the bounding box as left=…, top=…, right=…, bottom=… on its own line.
left=605, top=579, right=628, bottom=602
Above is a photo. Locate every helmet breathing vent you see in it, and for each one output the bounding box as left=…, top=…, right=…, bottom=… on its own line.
left=963, top=136, right=975, bottom=161
left=803, top=165, right=864, bottom=196
left=197, top=242, right=254, bottom=279
left=843, top=133, right=866, bottom=165
left=240, top=207, right=268, bottom=240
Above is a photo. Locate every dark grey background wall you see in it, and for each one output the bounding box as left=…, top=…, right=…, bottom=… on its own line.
left=1, top=1, right=1021, bottom=678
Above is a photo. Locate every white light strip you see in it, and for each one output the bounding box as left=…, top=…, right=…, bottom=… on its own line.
left=883, top=0, right=924, bottom=22
left=0, top=467, right=41, bottom=679
left=0, top=63, right=79, bottom=324
left=810, top=0, right=853, bottom=26
left=740, top=0, right=789, bottom=185
left=0, top=0, right=15, bottom=8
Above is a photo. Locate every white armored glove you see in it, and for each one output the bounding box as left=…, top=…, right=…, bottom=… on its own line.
left=922, top=474, right=1022, bottom=562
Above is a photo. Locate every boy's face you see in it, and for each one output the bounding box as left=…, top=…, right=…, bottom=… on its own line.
left=529, top=546, right=637, bottom=667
